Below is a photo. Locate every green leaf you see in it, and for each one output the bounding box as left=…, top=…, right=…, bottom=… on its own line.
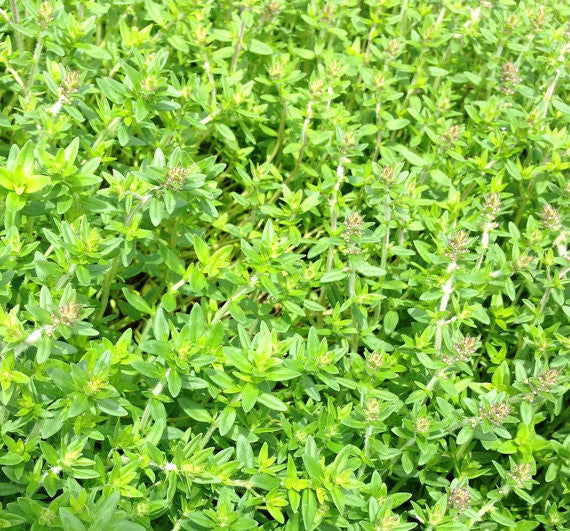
left=167, top=370, right=182, bottom=397
left=59, top=509, right=87, bottom=531
left=302, top=489, right=317, bottom=530
left=248, top=39, right=273, bottom=55
left=121, top=288, right=153, bottom=314
left=383, top=310, right=399, bottom=334
left=320, top=270, right=347, bottom=283
left=456, top=425, right=474, bottom=445
left=5, top=191, right=25, bottom=211
left=520, top=402, right=533, bottom=426
left=386, top=118, right=410, bottom=130
left=219, top=406, right=237, bottom=436
left=193, top=235, right=210, bottom=264
left=215, top=123, right=236, bottom=142
left=241, top=383, right=259, bottom=412
left=257, top=393, right=287, bottom=412
left=395, top=145, right=427, bottom=166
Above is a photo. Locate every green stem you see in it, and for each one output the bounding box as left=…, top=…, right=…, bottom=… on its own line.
left=26, top=32, right=45, bottom=90
left=484, top=40, right=505, bottom=99
left=349, top=266, right=358, bottom=353
left=399, top=0, right=409, bottom=37
left=357, top=425, right=373, bottom=479
left=265, top=98, right=287, bottom=167
left=539, top=269, right=551, bottom=314
left=96, top=198, right=148, bottom=321
left=139, top=368, right=170, bottom=432
left=96, top=256, right=119, bottom=321
left=10, top=0, right=24, bottom=51
left=373, top=195, right=392, bottom=325
left=201, top=49, right=216, bottom=108
left=200, top=415, right=220, bottom=448
left=380, top=195, right=391, bottom=271
left=434, top=276, right=453, bottom=350
left=211, top=276, right=258, bottom=325
left=93, top=116, right=121, bottom=151
left=372, top=101, right=382, bottom=162
left=513, top=177, right=536, bottom=227
left=6, top=64, right=27, bottom=95
left=269, top=98, right=314, bottom=205
left=325, top=162, right=345, bottom=273
left=231, top=12, right=245, bottom=73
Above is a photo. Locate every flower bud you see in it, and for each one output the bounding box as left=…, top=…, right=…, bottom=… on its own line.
left=449, top=487, right=471, bottom=511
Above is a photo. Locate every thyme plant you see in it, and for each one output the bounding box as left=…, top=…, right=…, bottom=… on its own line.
left=0, top=0, right=569, bottom=529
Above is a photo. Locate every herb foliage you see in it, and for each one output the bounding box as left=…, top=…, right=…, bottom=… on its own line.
left=0, top=0, right=569, bottom=529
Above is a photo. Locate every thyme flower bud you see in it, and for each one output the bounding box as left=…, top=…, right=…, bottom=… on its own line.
left=500, top=62, right=522, bottom=95
left=445, top=230, right=470, bottom=261
left=482, top=193, right=501, bottom=221
left=441, top=125, right=461, bottom=146
left=164, top=164, right=188, bottom=191
left=342, top=212, right=364, bottom=242
left=443, top=335, right=480, bottom=364
left=58, top=71, right=81, bottom=103
left=509, top=463, right=533, bottom=487
left=52, top=302, right=82, bottom=326
left=364, top=397, right=380, bottom=421
left=540, top=204, right=562, bottom=231
left=479, top=401, right=510, bottom=425
left=449, top=487, right=471, bottom=511
left=378, top=166, right=395, bottom=185
left=386, top=39, right=400, bottom=58
left=415, top=417, right=431, bottom=434
left=38, top=2, right=54, bottom=27
left=366, top=352, right=383, bottom=370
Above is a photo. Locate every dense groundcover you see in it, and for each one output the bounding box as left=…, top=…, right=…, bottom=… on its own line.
left=0, top=0, right=569, bottom=529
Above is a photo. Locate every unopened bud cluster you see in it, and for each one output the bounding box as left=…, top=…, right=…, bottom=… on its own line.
left=52, top=302, right=81, bottom=327
left=531, top=6, right=546, bottom=29
left=479, top=193, right=501, bottom=248
left=341, top=131, right=357, bottom=152
left=327, top=60, right=342, bottom=78
left=164, top=164, right=188, bottom=191
left=322, top=4, right=335, bottom=23
left=449, top=487, right=471, bottom=511
left=509, top=463, right=533, bottom=488
left=445, top=230, right=470, bottom=261
left=415, top=417, right=431, bottom=434
left=343, top=212, right=364, bottom=255
left=268, top=60, right=284, bottom=80
left=309, top=78, right=325, bottom=98
left=378, top=166, right=395, bottom=186
left=442, top=336, right=479, bottom=364
left=364, top=397, right=380, bottom=421
left=58, top=72, right=80, bottom=103
left=511, top=254, right=534, bottom=272
left=441, top=125, right=461, bottom=146
left=375, top=512, right=400, bottom=531
left=366, top=352, right=383, bottom=370
left=482, top=193, right=501, bottom=223
left=374, top=73, right=386, bottom=90
left=525, top=369, right=559, bottom=401
left=505, top=14, right=519, bottom=33
left=262, top=0, right=282, bottom=20
left=385, top=39, right=400, bottom=58
left=500, top=62, right=522, bottom=95
left=141, top=75, right=159, bottom=98
left=540, top=204, right=562, bottom=231
left=38, top=1, right=54, bottom=27
left=136, top=502, right=150, bottom=517
left=478, top=401, right=510, bottom=425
